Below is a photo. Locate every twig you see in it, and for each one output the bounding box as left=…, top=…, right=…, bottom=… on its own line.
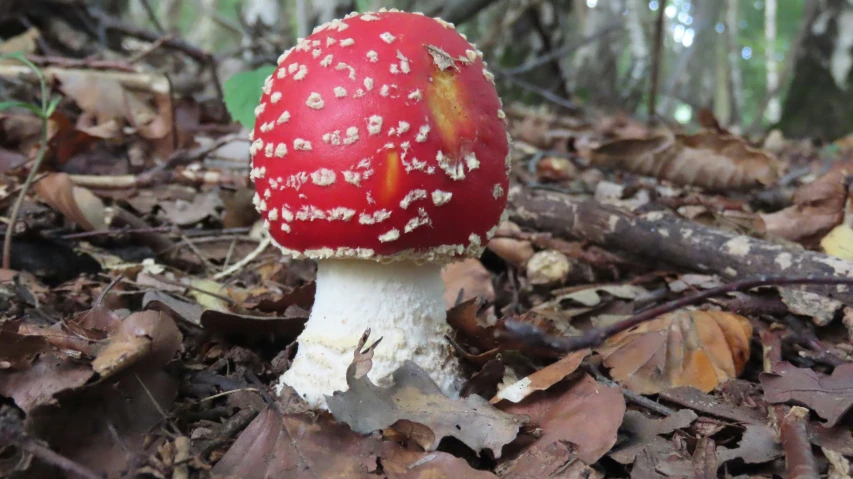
left=139, top=0, right=165, bottom=33
left=501, top=275, right=853, bottom=353
left=760, top=330, right=818, bottom=479
left=127, top=33, right=176, bottom=64
left=647, top=0, right=666, bottom=126
left=503, top=22, right=623, bottom=76
left=0, top=417, right=102, bottom=479
left=213, top=235, right=272, bottom=280
left=25, top=54, right=136, bottom=72
left=89, top=8, right=209, bottom=63
left=495, top=72, right=577, bottom=111
left=60, top=226, right=251, bottom=240
left=586, top=363, right=675, bottom=417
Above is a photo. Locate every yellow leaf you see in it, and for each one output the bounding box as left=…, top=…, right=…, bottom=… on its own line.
left=821, top=223, right=853, bottom=261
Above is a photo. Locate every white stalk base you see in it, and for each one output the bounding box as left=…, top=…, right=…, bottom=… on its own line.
left=275, top=259, right=462, bottom=410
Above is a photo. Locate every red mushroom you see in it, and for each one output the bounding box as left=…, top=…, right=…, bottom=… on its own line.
left=250, top=8, right=510, bottom=409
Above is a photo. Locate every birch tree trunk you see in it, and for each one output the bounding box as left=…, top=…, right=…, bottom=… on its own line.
left=764, top=0, right=780, bottom=123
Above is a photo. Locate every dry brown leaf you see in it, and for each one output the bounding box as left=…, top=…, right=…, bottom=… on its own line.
left=0, top=352, right=93, bottom=413
left=498, top=373, right=625, bottom=469
left=91, top=310, right=182, bottom=379
left=0, top=320, right=52, bottom=369
left=714, top=424, right=783, bottom=466
left=591, top=131, right=782, bottom=190
left=54, top=70, right=163, bottom=136
left=326, top=334, right=524, bottom=457
left=441, top=258, right=495, bottom=310
left=212, top=408, right=499, bottom=479
left=487, top=222, right=535, bottom=268
left=609, top=409, right=698, bottom=464
left=760, top=361, right=853, bottom=427
left=595, top=309, right=752, bottom=394
left=760, top=160, right=853, bottom=246
left=490, top=349, right=590, bottom=404
left=0, top=27, right=39, bottom=55
left=33, top=173, right=108, bottom=231
left=157, top=190, right=224, bottom=226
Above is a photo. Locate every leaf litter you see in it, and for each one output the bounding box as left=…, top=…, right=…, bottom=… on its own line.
left=1, top=9, right=853, bottom=479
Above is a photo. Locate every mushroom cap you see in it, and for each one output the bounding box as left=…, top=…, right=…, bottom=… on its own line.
left=250, top=9, right=511, bottom=263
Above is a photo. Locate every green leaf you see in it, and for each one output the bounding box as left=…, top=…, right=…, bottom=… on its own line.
left=0, top=101, right=42, bottom=116
left=223, top=65, right=276, bottom=130
left=45, top=96, right=62, bottom=117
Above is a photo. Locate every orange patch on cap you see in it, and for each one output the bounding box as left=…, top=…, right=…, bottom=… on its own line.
left=426, top=70, right=472, bottom=156
left=379, top=149, right=401, bottom=205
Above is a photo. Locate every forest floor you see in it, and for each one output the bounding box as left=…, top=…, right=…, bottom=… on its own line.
left=1, top=6, right=853, bottom=479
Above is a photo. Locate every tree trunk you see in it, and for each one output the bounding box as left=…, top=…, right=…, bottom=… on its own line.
left=778, top=0, right=853, bottom=140
left=567, top=0, right=623, bottom=108
left=682, top=1, right=724, bottom=109
left=622, top=0, right=649, bottom=106
left=764, top=0, right=780, bottom=123
left=726, top=0, right=744, bottom=125
left=714, top=11, right=731, bottom=125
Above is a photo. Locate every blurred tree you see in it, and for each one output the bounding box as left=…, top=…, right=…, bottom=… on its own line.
left=778, top=0, right=853, bottom=140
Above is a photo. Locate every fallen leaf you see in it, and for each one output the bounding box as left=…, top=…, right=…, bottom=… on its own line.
left=490, top=349, right=589, bottom=404
left=0, top=320, right=52, bottom=368
left=591, top=130, right=782, bottom=190
left=446, top=298, right=499, bottom=352
left=327, top=334, right=523, bottom=457
left=33, top=173, right=108, bottom=231
left=596, top=309, right=752, bottom=394
left=0, top=27, right=39, bottom=54
left=822, top=223, right=853, bottom=260
left=553, top=284, right=648, bottom=307
left=0, top=352, right=93, bottom=413
left=158, top=190, right=223, bottom=226
left=498, top=373, right=625, bottom=467
left=760, top=160, right=852, bottom=246
left=760, top=361, right=853, bottom=427
left=609, top=409, right=698, bottom=464
left=460, top=359, right=504, bottom=399
left=142, top=290, right=203, bottom=326
left=30, top=369, right=178, bottom=478
left=441, top=258, right=495, bottom=310
left=212, top=408, right=498, bottom=479
left=487, top=222, right=535, bottom=268
left=91, top=310, right=182, bottom=379
left=715, top=424, right=783, bottom=465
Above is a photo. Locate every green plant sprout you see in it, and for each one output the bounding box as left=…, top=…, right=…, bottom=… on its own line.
left=1, top=51, right=62, bottom=269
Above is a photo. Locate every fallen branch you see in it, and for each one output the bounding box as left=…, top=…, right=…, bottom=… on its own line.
left=760, top=330, right=818, bottom=479
left=508, top=187, right=853, bottom=304
left=501, top=274, right=853, bottom=354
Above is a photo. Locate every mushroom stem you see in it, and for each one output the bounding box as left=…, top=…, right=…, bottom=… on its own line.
left=276, top=258, right=462, bottom=409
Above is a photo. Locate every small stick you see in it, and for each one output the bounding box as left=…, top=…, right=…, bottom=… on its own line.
left=0, top=419, right=102, bottom=479
left=502, top=275, right=853, bottom=353
left=760, top=329, right=817, bottom=479
left=213, top=235, right=272, bottom=280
